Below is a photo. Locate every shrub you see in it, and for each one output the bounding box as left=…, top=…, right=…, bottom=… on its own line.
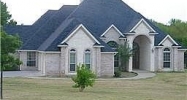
left=72, top=64, right=96, bottom=92
left=114, top=71, right=121, bottom=77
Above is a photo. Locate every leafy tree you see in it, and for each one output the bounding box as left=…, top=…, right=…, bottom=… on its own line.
left=1, top=1, right=17, bottom=26
left=1, top=1, right=21, bottom=71
left=72, top=64, right=96, bottom=92
left=1, top=30, right=22, bottom=70
left=152, top=19, right=187, bottom=47
left=117, top=42, right=133, bottom=72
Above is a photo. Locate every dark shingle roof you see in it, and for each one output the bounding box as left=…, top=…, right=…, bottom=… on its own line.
left=4, top=25, right=31, bottom=43
left=4, top=10, right=57, bottom=43
left=21, top=5, right=78, bottom=50
left=5, top=0, right=176, bottom=52
left=68, top=0, right=142, bottom=35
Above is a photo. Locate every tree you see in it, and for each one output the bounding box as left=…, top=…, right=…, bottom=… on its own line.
left=152, top=19, right=187, bottom=47
left=1, top=1, right=22, bottom=71
left=0, top=1, right=20, bottom=99
left=1, top=1, right=17, bottom=26
left=72, top=64, right=96, bottom=92
left=117, top=42, right=133, bottom=72
left=1, top=30, right=22, bottom=70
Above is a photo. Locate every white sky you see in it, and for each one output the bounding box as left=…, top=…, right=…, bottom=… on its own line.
left=2, top=0, right=187, bottom=25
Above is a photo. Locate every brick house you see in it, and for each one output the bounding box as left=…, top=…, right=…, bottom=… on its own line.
left=5, top=0, right=186, bottom=77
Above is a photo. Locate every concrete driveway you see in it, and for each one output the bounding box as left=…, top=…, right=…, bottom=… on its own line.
left=3, top=71, right=43, bottom=77
left=2, top=70, right=156, bottom=79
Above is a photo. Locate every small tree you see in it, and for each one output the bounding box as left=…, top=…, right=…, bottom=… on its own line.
left=72, top=64, right=96, bottom=92
left=117, top=42, right=133, bottom=72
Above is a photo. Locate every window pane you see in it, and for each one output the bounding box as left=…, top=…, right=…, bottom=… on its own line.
left=107, top=41, right=118, bottom=48
left=114, top=54, right=119, bottom=67
left=164, top=48, right=170, bottom=51
left=70, top=53, right=75, bottom=63
left=85, top=53, right=90, bottom=63
left=85, top=49, right=90, bottom=52
left=70, top=64, right=75, bottom=71
left=85, top=64, right=90, bottom=69
left=114, top=61, right=119, bottom=67
left=164, top=53, right=170, bottom=61
left=163, top=49, right=171, bottom=68
left=27, top=61, right=36, bottom=66
left=27, top=52, right=36, bottom=67
left=164, top=62, right=170, bottom=68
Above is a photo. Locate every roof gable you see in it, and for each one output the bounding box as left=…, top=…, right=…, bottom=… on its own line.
left=130, top=18, right=156, bottom=33
left=101, top=24, right=124, bottom=37
left=158, top=35, right=179, bottom=46
left=61, top=24, right=100, bottom=45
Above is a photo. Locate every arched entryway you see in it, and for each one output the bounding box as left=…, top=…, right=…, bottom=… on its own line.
left=132, top=35, right=151, bottom=70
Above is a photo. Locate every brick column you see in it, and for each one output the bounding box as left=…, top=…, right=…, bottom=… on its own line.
left=60, top=47, right=67, bottom=76
left=93, top=47, right=101, bottom=77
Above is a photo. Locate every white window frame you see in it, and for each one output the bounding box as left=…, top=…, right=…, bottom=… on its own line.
left=69, top=49, right=76, bottom=72
left=163, top=48, right=171, bottom=68
left=27, top=52, right=36, bottom=67
left=84, top=49, right=91, bottom=69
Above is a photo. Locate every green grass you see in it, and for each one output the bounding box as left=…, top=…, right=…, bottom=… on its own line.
left=2, top=71, right=187, bottom=100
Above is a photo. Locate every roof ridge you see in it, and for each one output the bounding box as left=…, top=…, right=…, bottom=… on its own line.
left=32, top=10, right=57, bottom=25
left=38, top=18, right=75, bottom=51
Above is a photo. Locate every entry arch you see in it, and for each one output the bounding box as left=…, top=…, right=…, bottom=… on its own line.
left=132, top=35, right=152, bottom=70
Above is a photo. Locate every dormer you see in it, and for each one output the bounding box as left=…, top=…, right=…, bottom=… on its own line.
left=129, top=18, right=158, bottom=35
left=100, top=24, right=125, bottom=43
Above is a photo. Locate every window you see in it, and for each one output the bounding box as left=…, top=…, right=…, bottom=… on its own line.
left=27, top=52, right=36, bottom=66
left=70, top=49, right=76, bottom=72
left=114, top=54, right=119, bottom=67
left=84, top=49, right=91, bottom=69
left=107, top=41, right=118, bottom=49
left=163, top=48, right=171, bottom=68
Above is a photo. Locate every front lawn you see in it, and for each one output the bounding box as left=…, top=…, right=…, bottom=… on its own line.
left=2, top=71, right=187, bottom=100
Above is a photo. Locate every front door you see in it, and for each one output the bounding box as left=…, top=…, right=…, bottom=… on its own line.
left=133, top=42, right=140, bottom=69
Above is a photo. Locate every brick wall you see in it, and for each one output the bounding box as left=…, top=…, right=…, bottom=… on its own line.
left=100, top=53, right=114, bottom=77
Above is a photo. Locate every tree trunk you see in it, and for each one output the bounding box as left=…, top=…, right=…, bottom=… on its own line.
left=79, top=86, right=84, bottom=92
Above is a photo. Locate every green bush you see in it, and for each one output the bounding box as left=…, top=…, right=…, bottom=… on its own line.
left=72, top=64, right=96, bottom=92
left=4, top=65, right=20, bottom=71
left=114, top=71, right=121, bottom=77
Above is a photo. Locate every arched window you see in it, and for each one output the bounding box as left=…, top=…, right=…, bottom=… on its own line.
left=107, top=41, right=118, bottom=49
left=84, top=49, right=91, bottom=69
left=69, top=49, right=76, bottom=72
left=163, top=48, right=171, bottom=68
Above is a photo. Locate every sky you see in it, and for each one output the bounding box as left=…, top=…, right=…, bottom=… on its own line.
left=2, top=0, right=187, bottom=25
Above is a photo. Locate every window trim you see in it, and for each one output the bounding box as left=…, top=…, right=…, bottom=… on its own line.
left=163, top=48, right=171, bottom=68
left=27, top=52, right=36, bottom=67
left=107, top=41, right=118, bottom=50
left=69, top=49, right=77, bottom=72
left=84, top=49, right=91, bottom=69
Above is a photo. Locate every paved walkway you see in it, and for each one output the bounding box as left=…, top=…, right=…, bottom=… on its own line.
left=3, top=70, right=156, bottom=79
left=125, top=70, right=156, bottom=79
